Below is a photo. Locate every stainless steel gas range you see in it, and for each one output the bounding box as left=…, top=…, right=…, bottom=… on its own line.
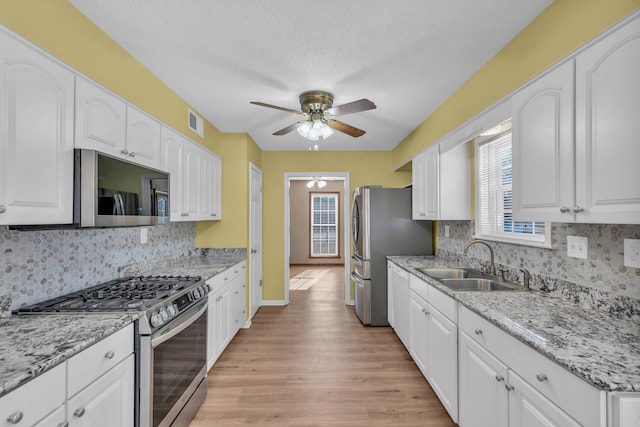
left=19, top=275, right=210, bottom=427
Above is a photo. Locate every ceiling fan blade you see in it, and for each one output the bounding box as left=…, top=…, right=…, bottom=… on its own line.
left=250, top=101, right=304, bottom=115
left=327, top=120, right=366, bottom=138
left=326, top=99, right=376, bottom=116
left=273, top=121, right=303, bottom=136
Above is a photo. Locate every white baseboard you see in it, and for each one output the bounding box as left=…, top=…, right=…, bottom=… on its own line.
left=261, top=300, right=287, bottom=306
left=241, top=319, right=251, bottom=329
left=346, top=299, right=355, bottom=306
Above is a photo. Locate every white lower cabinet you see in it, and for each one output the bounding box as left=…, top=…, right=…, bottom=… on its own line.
left=0, top=324, right=134, bottom=427
left=459, top=306, right=606, bottom=427
left=389, top=262, right=410, bottom=348
left=207, top=261, right=247, bottom=370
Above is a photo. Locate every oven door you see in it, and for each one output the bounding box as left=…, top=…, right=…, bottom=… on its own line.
left=140, top=299, right=208, bottom=427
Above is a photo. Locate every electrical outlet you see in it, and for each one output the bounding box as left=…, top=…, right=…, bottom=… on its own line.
left=624, top=239, right=640, bottom=268
left=140, top=228, right=148, bottom=244
left=444, top=225, right=450, bottom=238
left=567, top=235, right=588, bottom=259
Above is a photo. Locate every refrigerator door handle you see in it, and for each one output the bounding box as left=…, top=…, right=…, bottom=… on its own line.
left=351, top=271, right=362, bottom=283
left=351, top=256, right=363, bottom=266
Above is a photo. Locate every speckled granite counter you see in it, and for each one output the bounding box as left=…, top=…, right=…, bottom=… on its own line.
left=0, top=313, right=135, bottom=398
left=119, top=248, right=246, bottom=280
left=388, top=255, right=640, bottom=393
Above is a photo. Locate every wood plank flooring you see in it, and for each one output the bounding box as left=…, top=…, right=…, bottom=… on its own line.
left=189, top=265, right=456, bottom=426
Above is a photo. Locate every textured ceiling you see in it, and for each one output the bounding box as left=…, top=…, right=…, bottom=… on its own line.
left=68, top=0, right=552, bottom=151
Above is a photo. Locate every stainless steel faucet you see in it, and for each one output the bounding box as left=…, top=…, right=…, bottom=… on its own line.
left=463, top=239, right=496, bottom=276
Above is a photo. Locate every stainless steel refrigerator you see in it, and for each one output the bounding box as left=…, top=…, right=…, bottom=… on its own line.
left=351, top=186, right=432, bottom=325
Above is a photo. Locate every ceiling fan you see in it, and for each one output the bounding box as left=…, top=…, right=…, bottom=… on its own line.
left=250, top=91, right=376, bottom=141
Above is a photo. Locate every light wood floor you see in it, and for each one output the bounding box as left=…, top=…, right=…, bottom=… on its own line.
left=189, top=265, right=456, bottom=426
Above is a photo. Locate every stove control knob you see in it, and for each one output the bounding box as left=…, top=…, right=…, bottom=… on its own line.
left=168, top=305, right=177, bottom=317
left=150, top=312, right=163, bottom=328
left=160, top=308, right=169, bottom=322
left=191, top=288, right=202, bottom=300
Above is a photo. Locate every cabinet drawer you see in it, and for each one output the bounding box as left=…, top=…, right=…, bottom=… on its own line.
left=67, top=323, right=134, bottom=397
left=427, top=285, right=456, bottom=322
left=459, top=307, right=605, bottom=427
left=389, top=262, right=409, bottom=281
left=230, top=275, right=246, bottom=308
left=207, top=261, right=246, bottom=294
left=0, top=363, right=65, bottom=427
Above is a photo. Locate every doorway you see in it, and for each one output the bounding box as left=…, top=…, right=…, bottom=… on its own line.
left=284, top=172, right=351, bottom=306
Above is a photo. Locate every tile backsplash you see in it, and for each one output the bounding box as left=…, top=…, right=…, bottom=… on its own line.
left=1, top=223, right=196, bottom=310
left=437, top=221, right=640, bottom=300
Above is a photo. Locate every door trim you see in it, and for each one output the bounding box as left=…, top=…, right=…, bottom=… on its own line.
left=284, top=172, right=351, bottom=306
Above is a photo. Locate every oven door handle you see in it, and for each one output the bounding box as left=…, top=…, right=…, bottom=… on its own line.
left=151, top=300, right=207, bottom=348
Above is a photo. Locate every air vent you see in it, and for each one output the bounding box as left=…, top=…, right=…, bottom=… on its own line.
left=188, top=108, right=204, bottom=138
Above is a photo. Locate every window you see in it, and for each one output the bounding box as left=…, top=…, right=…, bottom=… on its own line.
left=475, top=129, right=550, bottom=247
left=310, top=193, right=339, bottom=257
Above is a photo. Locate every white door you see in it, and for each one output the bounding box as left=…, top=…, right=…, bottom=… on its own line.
left=249, top=163, right=263, bottom=318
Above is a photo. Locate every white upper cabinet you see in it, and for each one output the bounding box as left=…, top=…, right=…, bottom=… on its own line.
left=513, top=13, right=640, bottom=224
left=125, top=106, right=161, bottom=169
left=76, top=78, right=161, bottom=169
left=512, top=60, right=575, bottom=223
left=574, top=14, right=640, bottom=224
left=0, top=31, right=75, bottom=225
left=75, top=77, right=127, bottom=156
left=161, top=128, right=221, bottom=222
left=413, top=142, right=471, bottom=220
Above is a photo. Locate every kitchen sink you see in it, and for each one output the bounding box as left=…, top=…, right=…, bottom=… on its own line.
left=439, top=278, right=516, bottom=291
left=417, top=267, right=485, bottom=279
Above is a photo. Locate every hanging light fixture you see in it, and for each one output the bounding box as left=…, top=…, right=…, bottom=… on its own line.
left=297, top=118, right=334, bottom=141
left=306, top=178, right=327, bottom=189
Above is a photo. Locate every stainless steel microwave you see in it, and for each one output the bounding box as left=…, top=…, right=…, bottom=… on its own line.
left=74, top=149, right=169, bottom=227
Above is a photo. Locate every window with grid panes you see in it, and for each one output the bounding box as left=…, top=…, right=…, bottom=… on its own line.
left=310, top=193, right=338, bottom=257
left=475, top=130, right=550, bottom=246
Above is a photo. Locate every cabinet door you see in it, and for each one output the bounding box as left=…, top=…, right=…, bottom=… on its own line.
left=209, top=154, right=222, bottom=220
left=67, top=354, right=135, bottom=427
left=409, top=292, right=429, bottom=377
left=575, top=15, right=640, bottom=224
left=160, top=127, right=185, bottom=221
left=125, top=106, right=161, bottom=169
left=423, top=145, right=440, bottom=220
left=512, top=60, right=575, bottom=223
left=0, top=34, right=75, bottom=225
left=412, top=153, right=426, bottom=219
left=200, top=150, right=221, bottom=220
left=387, top=264, right=395, bottom=327
left=207, top=294, right=217, bottom=370
left=33, top=405, right=66, bottom=427
left=508, top=371, right=581, bottom=427
left=426, top=305, right=458, bottom=423
left=75, top=77, right=126, bottom=156
left=215, top=288, right=232, bottom=357
left=439, top=142, right=471, bottom=220
left=182, top=140, right=204, bottom=220
left=459, top=332, right=508, bottom=427
left=392, top=273, right=410, bottom=349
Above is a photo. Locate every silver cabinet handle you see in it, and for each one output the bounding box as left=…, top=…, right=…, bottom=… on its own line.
left=474, top=329, right=483, bottom=335
left=6, top=411, right=23, bottom=424
left=495, top=375, right=504, bottom=382
left=121, top=149, right=129, bottom=155
left=504, top=384, right=515, bottom=391
left=235, top=291, right=239, bottom=295
left=572, top=206, right=584, bottom=213
left=251, top=249, right=258, bottom=254
left=0, top=205, right=6, bottom=214
left=559, top=206, right=570, bottom=213
left=74, top=407, right=86, bottom=418
left=211, top=213, right=217, bottom=216
left=104, top=350, right=115, bottom=359
left=128, top=152, right=136, bottom=157
left=181, top=213, right=189, bottom=217
left=57, top=422, right=69, bottom=427
left=536, top=373, right=548, bottom=382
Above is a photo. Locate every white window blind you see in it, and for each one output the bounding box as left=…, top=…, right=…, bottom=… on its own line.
left=310, top=193, right=338, bottom=257
left=476, top=131, right=548, bottom=245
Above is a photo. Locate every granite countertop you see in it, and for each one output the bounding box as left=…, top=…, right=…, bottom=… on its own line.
left=0, top=313, right=135, bottom=398
left=388, top=255, right=640, bottom=393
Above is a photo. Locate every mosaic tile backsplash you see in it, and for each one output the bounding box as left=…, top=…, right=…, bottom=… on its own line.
left=1, top=223, right=196, bottom=311
left=437, top=221, right=640, bottom=300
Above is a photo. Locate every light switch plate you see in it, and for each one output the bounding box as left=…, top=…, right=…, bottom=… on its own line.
left=567, top=235, right=588, bottom=259
left=624, top=239, right=640, bottom=268
left=140, top=228, right=148, bottom=244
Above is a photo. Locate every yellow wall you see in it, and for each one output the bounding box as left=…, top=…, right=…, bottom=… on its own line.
left=261, top=151, right=410, bottom=301
left=0, top=0, right=222, bottom=151
left=392, top=0, right=640, bottom=167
